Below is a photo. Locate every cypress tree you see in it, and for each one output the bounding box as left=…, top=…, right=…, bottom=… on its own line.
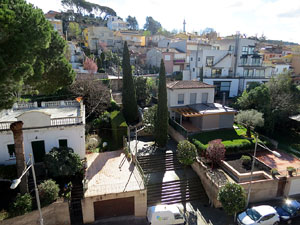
left=155, top=59, right=168, bottom=147
left=122, top=41, right=138, bottom=124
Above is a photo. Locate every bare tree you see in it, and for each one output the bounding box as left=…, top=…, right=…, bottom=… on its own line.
left=70, top=78, right=111, bottom=120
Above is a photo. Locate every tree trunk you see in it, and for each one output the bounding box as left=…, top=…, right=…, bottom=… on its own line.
left=246, top=127, right=251, bottom=138
left=10, top=121, right=28, bottom=194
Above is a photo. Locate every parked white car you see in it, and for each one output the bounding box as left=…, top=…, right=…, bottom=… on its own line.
left=147, top=204, right=185, bottom=225
left=237, top=205, right=280, bottom=225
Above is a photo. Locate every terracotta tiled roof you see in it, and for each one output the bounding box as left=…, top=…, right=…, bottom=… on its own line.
left=166, top=81, right=215, bottom=89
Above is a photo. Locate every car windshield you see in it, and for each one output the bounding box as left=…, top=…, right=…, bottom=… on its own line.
left=283, top=204, right=297, bottom=215
left=246, top=208, right=261, bottom=221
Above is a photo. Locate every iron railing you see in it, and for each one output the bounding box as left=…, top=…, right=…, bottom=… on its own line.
left=169, top=118, right=188, bottom=138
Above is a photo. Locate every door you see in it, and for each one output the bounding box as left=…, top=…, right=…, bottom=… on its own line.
left=201, top=93, right=208, bottom=103
left=190, top=93, right=197, bottom=104
left=94, top=197, right=134, bottom=220
left=31, top=141, right=46, bottom=163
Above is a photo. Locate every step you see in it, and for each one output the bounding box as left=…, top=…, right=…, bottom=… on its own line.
left=147, top=178, right=201, bottom=187
left=148, top=195, right=208, bottom=206
left=147, top=186, right=205, bottom=199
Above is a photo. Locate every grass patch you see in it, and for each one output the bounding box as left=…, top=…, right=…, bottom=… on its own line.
left=189, top=127, right=254, bottom=154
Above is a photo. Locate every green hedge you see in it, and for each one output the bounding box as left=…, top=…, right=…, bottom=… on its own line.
left=110, top=111, right=127, bottom=150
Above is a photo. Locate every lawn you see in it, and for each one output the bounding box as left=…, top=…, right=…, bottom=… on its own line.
left=189, top=125, right=254, bottom=154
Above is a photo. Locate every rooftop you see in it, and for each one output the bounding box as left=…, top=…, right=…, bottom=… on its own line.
left=84, top=150, right=144, bottom=197
left=171, top=103, right=236, bottom=117
left=0, top=100, right=84, bottom=130
left=167, top=81, right=215, bottom=89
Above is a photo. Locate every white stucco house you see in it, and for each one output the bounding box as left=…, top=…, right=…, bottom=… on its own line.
left=0, top=100, right=85, bottom=165
left=167, top=80, right=236, bottom=131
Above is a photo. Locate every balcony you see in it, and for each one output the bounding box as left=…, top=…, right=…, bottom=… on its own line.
left=173, top=59, right=185, bottom=64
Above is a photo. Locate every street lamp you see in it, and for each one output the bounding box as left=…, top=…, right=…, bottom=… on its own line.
left=246, top=133, right=281, bottom=206
left=10, top=154, right=43, bottom=225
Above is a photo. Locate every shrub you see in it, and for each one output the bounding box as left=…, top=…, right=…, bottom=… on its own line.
left=241, top=155, right=251, bottom=167
left=110, top=110, right=128, bottom=150
left=192, top=139, right=207, bottom=155
left=38, top=179, right=59, bottom=207
left=0, top=165, right=17, bottom=180
left=177, top=140, right=197, bottom=166
left=9, top=193, right=32, bottom=216
left=287, top=166, right=296, bottom=172
left=218, top=182, right=246, bottom=219
left=44, top=147, right=83, bottom=177
left=109, top=99, right=120, bottom=112
left=271, top=168, right=279, bottom=176
left=206, top=139, right=226, bottom=168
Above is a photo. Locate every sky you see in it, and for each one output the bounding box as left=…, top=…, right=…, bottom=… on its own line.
left=27, top=0, right=300, bottom=44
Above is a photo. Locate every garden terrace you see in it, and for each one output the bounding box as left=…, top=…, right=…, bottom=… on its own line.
left=221, top=154, right=272, bottom=183
left=190, top=126, right=254, bottom=154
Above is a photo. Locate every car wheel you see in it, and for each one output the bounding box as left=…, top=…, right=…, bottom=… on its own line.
left=287, top=219, right=292, bottom=224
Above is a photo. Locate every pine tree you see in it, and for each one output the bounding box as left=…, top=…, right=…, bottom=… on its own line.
left=122, top=41, right=138, bottom=124
left=155, top=59, right=168, bottom=147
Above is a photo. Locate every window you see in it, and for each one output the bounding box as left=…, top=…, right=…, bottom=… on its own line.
left=178, top=94, right=184, bottom=104
left=201, top=93, right=208, bottom=103
left=190, top=57, right=193, bottom=61
left=243, top=69, right=249, bottom=77
left=212, top=68, right=222, bottom=77
left=164, top=55, right=171, bottom=61
left=206, top=56, right=214, bottom=66
left=252, top=58, right=261, bottom=66
left=229, top=45, right=235, bottom=51
left=198, top=57, right=200, bottom=61
left=59, top=139, right=68, bottom=148
left=248, top=47, right=255, bottom=54
left=7, top=144, right=15, bottom=159
left=190, top=93, right=197, bottom=104
left=192, top=68, right=195, bottom=72
left=240, top=57, right=247, bottom=65
left=255, top=69, right=265, bottom=77
left=242, top=46, right=248, bottom=54
left=214, top=81, right=231, bottom=98
left=260, top=214, right=275, bottom=221
left=248, top=69, right=254, bottom=77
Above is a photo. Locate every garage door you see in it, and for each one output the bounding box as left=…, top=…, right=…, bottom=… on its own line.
left=289, top=179, right=300, bottom=196
left=94, top=197, right=134, bottom=220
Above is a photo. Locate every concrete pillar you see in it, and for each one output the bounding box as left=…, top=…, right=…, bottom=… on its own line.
left=10, top=121, right=28, bottom=194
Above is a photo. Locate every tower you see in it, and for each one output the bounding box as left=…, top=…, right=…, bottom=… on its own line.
left=183, top=19, right=186, bottom=33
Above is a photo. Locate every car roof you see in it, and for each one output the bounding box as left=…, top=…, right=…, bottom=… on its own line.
left=148, top=205, right=180, bottom=214
left=286, top=200, right=300, bottom=209
left=253, top=205, right=277, bottom=216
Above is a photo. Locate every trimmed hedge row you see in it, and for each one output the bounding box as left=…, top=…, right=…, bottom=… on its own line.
left=192, top=138, right=253, bottom=155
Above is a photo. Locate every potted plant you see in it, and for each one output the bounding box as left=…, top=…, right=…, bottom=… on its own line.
left=271, top=168, right=279, bottom=178
left=287, top=167, right=296, bottom=176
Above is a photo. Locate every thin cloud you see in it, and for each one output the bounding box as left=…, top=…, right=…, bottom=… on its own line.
left=278, top=8, right=300, bottom=18
left=227, top=1, right=243, bottom=8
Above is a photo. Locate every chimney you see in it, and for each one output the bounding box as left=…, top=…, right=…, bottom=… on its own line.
left=10, top=121, right=28, bottom=194
left=222, top=92, right=226, bottom=107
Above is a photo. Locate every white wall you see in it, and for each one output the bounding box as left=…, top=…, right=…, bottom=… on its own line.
left=167, top=88, right=215, bottom=107
left=0, top=125, right=85, bottom=165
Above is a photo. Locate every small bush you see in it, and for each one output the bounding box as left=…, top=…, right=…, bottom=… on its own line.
left=9, top=193, right=32, bottom=216
left=287, top=166, right=296, bottom=172
left=0, top=210, right=9, bottom=221
left=38, top=179, right=59, bottom=207
left=177, top=140, right=197, bottom=166
left=241, top=155, right=251, bottom=166
left=271, top=168, right=279, bottom=176
left=109, top=99, right=120, bottom=112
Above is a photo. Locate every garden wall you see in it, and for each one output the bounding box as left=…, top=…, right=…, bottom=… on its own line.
left=168, top=126, right=186, bottom=143
left=240, top=179, right=279, bottom=203
left=191, top=159, right=222, bottom=208
left=0, top=200, right=70, bottom=225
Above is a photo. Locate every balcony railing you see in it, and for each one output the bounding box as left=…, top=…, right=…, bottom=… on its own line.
left=0, top=117, right=83, bottom=131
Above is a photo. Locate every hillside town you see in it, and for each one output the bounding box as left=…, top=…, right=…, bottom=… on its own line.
left=0, top=0, right=300, bottom=225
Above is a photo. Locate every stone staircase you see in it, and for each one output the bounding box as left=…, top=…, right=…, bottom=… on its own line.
left=147, top=178, right=208, bottom=206
left=137, top=152, right=183, bottom=173
left=69, top=180, right=84, bottom=225
left=137, top=152, right=208, bottom=206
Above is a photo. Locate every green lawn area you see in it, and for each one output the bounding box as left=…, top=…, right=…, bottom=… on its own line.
left=189, top=125, right=254, bottom=154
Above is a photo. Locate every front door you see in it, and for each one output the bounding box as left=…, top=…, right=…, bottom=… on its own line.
left=31, top=141, right=46, bottom=163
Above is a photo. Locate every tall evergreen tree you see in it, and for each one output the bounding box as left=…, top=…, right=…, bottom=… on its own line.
left=155, top=59, right=168, bottom=147
left=122, top=41, right=138, bottom=124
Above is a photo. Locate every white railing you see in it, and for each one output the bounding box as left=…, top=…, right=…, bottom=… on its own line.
left=0, top=122, right=13, bottom=130
left=51, top=117, right=82, bottom=126
left=13, top=102, right=37, bottom=109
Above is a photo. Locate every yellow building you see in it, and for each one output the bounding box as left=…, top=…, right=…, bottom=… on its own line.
left=114, top=30, right=146, bottom=47
left=47, top=18, right=63, bottom=36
